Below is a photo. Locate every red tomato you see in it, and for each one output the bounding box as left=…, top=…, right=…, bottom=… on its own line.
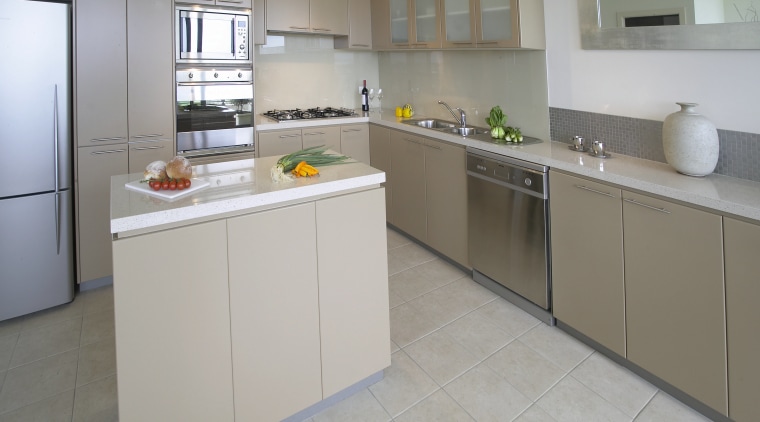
left=169, top=181, right=177, bottom=190
left=151, top=182, right=161, bottom=191
left=176, top=181, right=185, bottom=190
left=184, top=178, right=192, bottom=189
left=161, top=180, right=170, bottom=190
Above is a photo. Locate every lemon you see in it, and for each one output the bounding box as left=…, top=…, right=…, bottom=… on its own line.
left=402, top=104, right=414, bottom=118
left=395, top=106, right=403, bottom=117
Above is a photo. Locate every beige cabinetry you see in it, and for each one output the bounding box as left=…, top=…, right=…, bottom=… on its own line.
left=369, top=124, right=393, bottom=222
left=387, top=127, right=468, bottom=266
left=370, top=0, right=392, bottom=49
left=303, top=125, right=341, bottom=151
left=257, top=129, right=303, bottom=157
left=389, top=130, right=427, bottom=240
left=112, top=220, right=235, bottom=421
left=381, top=0, right=442, bottom=48
left=267, top=0, right=348, bottom=35
left=340, top=124, right=370, bottom=164
left=549, top=171, right=626, bottom=356
left=334, top=0, right=373, bottom=49
left=76, top=145, right=128, bottom=283
left=623, top=191, right=727, bottom=415
left=228, top=204, right=322, bottom=422
left=723, top=217, right=760, bottom=422
left=176, top=0, right=252, bottom=7
left=440, top=0, right=476, bottom=48
left=75, top=0, right=174, bottom=284
left=316, top=189, right=390, bottom=396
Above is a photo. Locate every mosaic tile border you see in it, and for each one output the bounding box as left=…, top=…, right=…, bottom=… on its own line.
left=549, top=107, right=760, bottom=183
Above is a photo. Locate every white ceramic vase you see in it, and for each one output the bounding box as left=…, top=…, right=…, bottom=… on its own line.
left=662, top=102, right=719, bottom=177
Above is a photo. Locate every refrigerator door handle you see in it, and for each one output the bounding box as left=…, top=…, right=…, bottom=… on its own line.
left=53, top=85, right=61, bottom=254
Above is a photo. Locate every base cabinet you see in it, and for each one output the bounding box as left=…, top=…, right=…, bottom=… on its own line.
left=549, top=171, right=625, bottom=356
left=369, top=124, right=392, bottom=222
left=340, top=124, right=370, bottom=164
left=258, top=124, right=369, bottom=160
left=623, top=191, right=727, bottom=415
left=724, top=217, right=760, bottom=422
left=389, top=130, right=427, bottom=240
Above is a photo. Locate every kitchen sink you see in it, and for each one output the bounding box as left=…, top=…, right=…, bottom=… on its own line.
left=403, top=118, right=458, bottom=129
left=441, top=127, right=491, bottom=137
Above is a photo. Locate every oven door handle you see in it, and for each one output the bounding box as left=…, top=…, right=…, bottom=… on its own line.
left=177, top=81, right=253, bottom=87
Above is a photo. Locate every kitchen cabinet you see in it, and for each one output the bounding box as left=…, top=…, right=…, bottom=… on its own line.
left=254, top=0, right=266, bottom=44
left=75, top=0, right=128, bottom=147
left=257, top=129, right=303, bottom=157
left=724, top=217, right=760, bottom=422
left=549, top=171, right=626, bottom=356
left=387, top=128, right=468, bottom=267
left=127, top=139, right=173, bottom=173
left=76, top=144, right=128, bottom=283
left=441, top=0, right=476, bottom=48
left=424, top=137, right=468, bottom=266
left=371, top=0, right=392, bottom=49
left=380, top=0, right=442, bottom=48
left=175, top=0, right=252, bottom=7
left=228, top=204, right=323, bottom=422
left=302, top=126, right=342, bottom=151
left=340, top=124, right=370, bottom=164
left=334, top=0, right=373, bottom=49
left=369, top=124, right=393, bottom=222
left=112, top=220, right=235, bottom=421
left=389, top=130, right=427, bottom=240
left=623, top=191, right=727, bottom=415
left=267, top=0, right=348, bottom=35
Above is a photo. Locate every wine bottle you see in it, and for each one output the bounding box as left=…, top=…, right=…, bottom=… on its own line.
left=361, top=80, right=369, bottom=111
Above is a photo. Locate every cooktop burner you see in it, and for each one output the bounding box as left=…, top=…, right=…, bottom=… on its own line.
left=263, top=107, right=358, bottom=122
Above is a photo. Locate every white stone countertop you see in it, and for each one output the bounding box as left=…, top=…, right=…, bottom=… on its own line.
left=255, top=110, right=759, bottom=223
left=110, top=154, right=385, bottom=236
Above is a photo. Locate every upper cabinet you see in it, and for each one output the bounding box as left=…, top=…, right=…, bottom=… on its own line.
left=175, top=0, right=253, bottom=8
left=266, top=0, right=348, bottom=36
left=375, top=0, right=545, bottom=49
left=334, top=0, right=372, bottom=49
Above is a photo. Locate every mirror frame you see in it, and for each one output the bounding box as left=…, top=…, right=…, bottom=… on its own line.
left=579, top=0, right=760, bottom=50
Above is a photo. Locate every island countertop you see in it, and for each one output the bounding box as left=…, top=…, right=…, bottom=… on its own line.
left=110, top=155, right=385, bottom=237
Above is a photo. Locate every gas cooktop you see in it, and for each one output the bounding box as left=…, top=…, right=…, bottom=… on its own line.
left=262, top=107, right=358, bottom=122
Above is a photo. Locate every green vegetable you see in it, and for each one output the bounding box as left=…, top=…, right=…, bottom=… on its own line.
left=271, top=145, right=350, bottom=182
left=503, top=126, right=523, bottom=143
left=485, top=106, right=508, bottom=139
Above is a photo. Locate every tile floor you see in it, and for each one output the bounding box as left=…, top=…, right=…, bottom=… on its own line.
left=0, top=228, right=714, bottom=421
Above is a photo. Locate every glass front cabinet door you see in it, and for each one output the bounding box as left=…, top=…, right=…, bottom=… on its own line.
left=412, top=0, right=442, bottom=47
left=477, top=0, right=519, bottom=47
left=390, top=0, right=410, bottom=45
left=441, top=0, right=476, bottom=48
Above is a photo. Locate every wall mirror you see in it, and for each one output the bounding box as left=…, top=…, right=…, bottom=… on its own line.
left=579, top=0, right=760, bottom=49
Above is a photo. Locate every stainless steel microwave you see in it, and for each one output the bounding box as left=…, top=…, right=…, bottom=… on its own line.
left=176, top=6, right=250, bottom=64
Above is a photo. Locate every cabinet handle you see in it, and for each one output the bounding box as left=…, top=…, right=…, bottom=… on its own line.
left=424, top=143, right=441, bottom=150
left=342, top=128, right=362, bottom=132
left=574, top=184, right=615, bottom=198
left=91, top=149, right=127, bottom=155
left=623, top=198, right=671, bottom=214
left=312, top=28, right=332, bottom=32
left=479, top=41, right=498, bottom=45
left=351, top=44, right=370, bottom=47
left=217, top=0, right=244, bottom=3
left=131, top=145, right=165, bottom=151
left=404, top=138, right=422, bottom=145
left=452, top=42, right=474, bottom=45
left=278, top=134, right=301, bottom=139
left=90, top=136, right=126, bottom=142
left=412, top=43, right=428, bottom=47
left=131, top=134, right=163, bottom=139
left=303, top=132, right=325, bottom=136
left=394, top=43, right=410, bottom=47
left=289, top=26, right=310, bottom=30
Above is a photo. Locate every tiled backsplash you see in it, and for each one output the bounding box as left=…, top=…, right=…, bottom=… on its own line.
left=550, top=107, right=760, bottom=183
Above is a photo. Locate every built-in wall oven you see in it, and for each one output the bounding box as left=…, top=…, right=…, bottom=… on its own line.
left=176, top=69, right=254, bottom=158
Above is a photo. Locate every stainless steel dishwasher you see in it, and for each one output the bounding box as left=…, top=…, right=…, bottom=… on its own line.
left=466, top=148, right=553, bottom=324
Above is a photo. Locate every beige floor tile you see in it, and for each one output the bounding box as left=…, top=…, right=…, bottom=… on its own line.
left=72, top=374, right=118, bottom=422
left=389, top=259, right=468, bottom=302
left=476, top=298, right=541, bottom=338
left=394, top=390, right=475, bottom=422
left=0, top=333, right=18, bottom=372
left=390, top=340, right=400, bottom=354
left=80, top=309, right=115, bottom=346
left=442, top=311, right=515, bottom=360
left=76, top=337, right=116, bottom=387
left=311, top=389, right=391, bottom=422
left=389, top=302, right=441, bottom=347
left=368, top=350, right=438, bottom=417
left=78, top=286, right=114, bottom=316
left=387, top=228, right=412, bottom=250
left=444, top=364, right=532, bottom=422
left=484, top=340, right=566, bottom=401
left=408, top=278, right=497, bottom=328
left=0, top=389, right=74, bottom=422
left=388, top=289, right=405, bottom=309
left=634, top=391, right=712, bottom=422
left=536, top=376, right=631, bottom=422
left=519, top=324, right=593, bottom=372
left=571, top=352, right=657, bottom=418
left=387, top=243, right=437, bottom=276
left=404, top=330, right=480, bottom=386
left=20, top=300, right=83, bottom=332
left=0, top=318, right=25, bottom=339
left=514, top=404, right=558, bottom=422
left=0, top=349, right=78, bottom=414
left=9, top=319, right=82, bottom=369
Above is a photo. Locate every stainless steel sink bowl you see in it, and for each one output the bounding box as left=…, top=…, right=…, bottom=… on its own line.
left=441, top=127, right=491, bottom=137
left=402, top=119, right=458, bottom=129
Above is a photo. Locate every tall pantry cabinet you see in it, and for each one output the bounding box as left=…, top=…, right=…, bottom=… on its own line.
left=75, top=0, right=174, bottom=284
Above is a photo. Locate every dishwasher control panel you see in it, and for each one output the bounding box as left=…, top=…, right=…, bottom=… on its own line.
left=466, top=153, right=547, bottom=197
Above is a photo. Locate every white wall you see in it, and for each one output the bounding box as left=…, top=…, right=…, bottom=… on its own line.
left=545, top=0, right=760, bottom=134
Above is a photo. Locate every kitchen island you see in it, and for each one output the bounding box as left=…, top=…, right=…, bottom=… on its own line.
left=110, top=156, right=390, bottom=421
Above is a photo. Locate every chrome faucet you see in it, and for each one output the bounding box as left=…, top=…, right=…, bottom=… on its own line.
left=438, top=100, right=467, bottom=127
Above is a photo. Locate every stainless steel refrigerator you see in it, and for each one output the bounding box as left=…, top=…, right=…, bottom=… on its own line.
left=0, top=0, right=75, bottom=321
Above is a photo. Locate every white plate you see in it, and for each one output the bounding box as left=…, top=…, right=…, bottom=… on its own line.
left=125, top=179, right=210, bottom=201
